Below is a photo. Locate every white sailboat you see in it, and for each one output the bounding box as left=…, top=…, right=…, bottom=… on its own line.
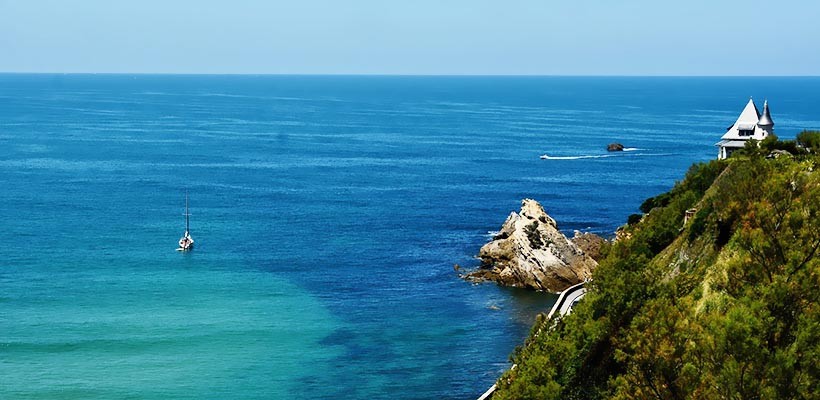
left=177, top=191, right=194, bottom=251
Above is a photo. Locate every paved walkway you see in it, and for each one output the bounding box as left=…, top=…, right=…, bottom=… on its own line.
left=477, top=281, right=588, bottom=400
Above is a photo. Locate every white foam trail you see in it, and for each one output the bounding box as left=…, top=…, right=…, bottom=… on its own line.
left=541, top=153, right=675, bottom=160
left=539, top=147, right=653, bottom=160
left=540, top=154, right=615, bottom=160
left=538, top=149, right=674, bottom=160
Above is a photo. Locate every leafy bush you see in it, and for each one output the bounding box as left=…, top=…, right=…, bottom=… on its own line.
left=761, top=134, right=803, bottom=155
left=639, top=192, right=671, bottom=213
left=735, top=138, right=764, bottom=158
left=524, top=221, right=544, bottom=249
left=760, top=133, right=780, bottom=150
left=687, top=205, right=710, bottom=242
left=797, top=130, right=820, bottom=153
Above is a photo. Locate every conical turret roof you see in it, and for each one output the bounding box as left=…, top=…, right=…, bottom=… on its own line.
left=758, top=100, right=774, bottom=127
left=720, top=98, right=769, bottom=141
left=732, top=98, right=761, bottom=129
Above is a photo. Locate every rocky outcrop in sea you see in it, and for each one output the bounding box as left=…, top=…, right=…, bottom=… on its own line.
left=571, top=231, right=606, bottom=261
left=466, top=199, right=597, bottom=292
left=607, top=143, right=625, bottom=151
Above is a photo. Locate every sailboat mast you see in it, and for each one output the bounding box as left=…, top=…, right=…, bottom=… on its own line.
left=185, top=190, right=190, bottom=234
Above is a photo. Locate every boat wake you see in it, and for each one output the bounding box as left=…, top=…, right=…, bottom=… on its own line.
left=540, top=154, right=615, bottom=160
left=539, top=149, right=668, bottom=160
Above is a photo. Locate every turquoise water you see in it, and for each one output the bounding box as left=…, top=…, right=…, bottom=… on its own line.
left=2, top=75, right=820, bottom=399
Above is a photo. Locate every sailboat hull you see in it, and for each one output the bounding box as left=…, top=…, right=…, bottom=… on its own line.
left=177, top=235, right=194, bottom=252
left=176, top=244, right=194, bottom=251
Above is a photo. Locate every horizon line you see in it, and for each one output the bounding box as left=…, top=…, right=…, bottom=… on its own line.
left=1, top=71, right=819, bottom=78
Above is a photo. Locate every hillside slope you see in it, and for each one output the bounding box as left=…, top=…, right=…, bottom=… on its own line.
left=493, top=151, right=820, bottom=399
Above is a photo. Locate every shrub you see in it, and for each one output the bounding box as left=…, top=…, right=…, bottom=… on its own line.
left=639, top=192, right=672, bottom=213
left=760, top=134, right=780, bottom=152
left=796, top=130, right=820, bottom=153
left=524, top=221, right=544, bottom=249
left=687, top=205, right=711, bottom=242
left=761, top=134, right=803, bottom=155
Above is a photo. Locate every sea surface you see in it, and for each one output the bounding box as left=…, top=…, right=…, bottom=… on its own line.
left=2, top=75, right=819, bottom=399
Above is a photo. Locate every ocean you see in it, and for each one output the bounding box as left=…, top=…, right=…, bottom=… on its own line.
left=2, top=75, right=819, bottom=399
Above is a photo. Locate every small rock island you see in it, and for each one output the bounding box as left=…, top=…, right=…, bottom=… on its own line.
left=607, top=143, right=625, bottom=151
left=467, top=199, right=597, bottom=292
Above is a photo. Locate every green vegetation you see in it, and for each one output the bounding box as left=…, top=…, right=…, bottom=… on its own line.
left=493, top=145, right=820, bottom=399
left=760, top=134, right=802, bottom=155
left=797, top=130, right=820, bottom=153
left=525, top=221, right=545, bottom=249
left=626, top=213, right=642, bottom=226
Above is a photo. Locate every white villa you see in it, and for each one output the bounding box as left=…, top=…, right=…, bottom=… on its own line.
left=716, top=98, right=774, bottom=159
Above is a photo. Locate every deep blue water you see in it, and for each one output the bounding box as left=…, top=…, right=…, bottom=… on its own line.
left=2, top=75, right=819, bottom=399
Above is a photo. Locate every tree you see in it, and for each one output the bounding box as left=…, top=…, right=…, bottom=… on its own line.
left=796, top=130, right=820, bottom=153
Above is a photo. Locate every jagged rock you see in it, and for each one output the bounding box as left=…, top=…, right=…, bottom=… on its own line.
left=571, top=231, right=606, bottom=261
left=766, top=149, right=793, bottom=159
left=468, top=199, right=597, bottom=292
left=607, top=143, right=625, bottom=152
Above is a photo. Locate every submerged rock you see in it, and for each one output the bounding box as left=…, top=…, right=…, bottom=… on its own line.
left=607, top=143, right=625, bottom=152
left=467, top=199, right=597, bottom=292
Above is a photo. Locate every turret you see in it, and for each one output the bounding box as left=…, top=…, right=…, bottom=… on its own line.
left=758, top=100, right=774, bottom=128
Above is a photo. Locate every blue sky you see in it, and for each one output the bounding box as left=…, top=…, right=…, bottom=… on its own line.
left=1, top=0, right=818, bottom=75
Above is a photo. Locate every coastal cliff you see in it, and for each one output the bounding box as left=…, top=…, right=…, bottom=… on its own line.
left=491, top=139, right=820, bottom=399
left=468, top=199, right=596, bottom=292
